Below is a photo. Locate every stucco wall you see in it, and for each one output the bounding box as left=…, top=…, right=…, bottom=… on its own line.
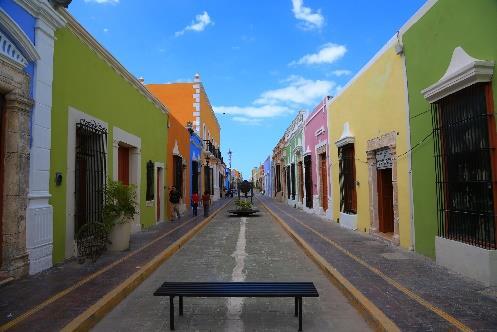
left=304, top=101, right=328, bottom=196
left=50, top=26, right=168, bottom=263
left=167, top=114, right=190, bottom=216
left=328, top=45, right=412, bottom=249
left=403, top=0, right=497, bottom=257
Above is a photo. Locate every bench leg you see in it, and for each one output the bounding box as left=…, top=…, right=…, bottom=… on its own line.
left=298, top=297, right=303, bottom=332
left=179, top=296, right=183, bottom=316
left=169, top=296, right=175, bottom=330
left=295, top=297, right=298, bottom=317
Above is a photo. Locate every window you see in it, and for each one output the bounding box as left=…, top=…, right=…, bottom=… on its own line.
left=339, top=144, right=357, bottom=214
left=432, top=83, right=497, bottom=249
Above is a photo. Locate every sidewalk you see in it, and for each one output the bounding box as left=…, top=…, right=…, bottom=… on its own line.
left=0, top=198, right=230, bottom=332
left=258, top=196, right=497, bottom=331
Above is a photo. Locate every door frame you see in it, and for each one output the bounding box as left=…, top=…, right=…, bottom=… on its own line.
left=367, top=132, right=400, bottom=245
left=113, top=127, right=141, bottom=233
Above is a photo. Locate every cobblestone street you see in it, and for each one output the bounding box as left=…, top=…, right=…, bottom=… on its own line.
left=94, top=201, right=372, bottom=332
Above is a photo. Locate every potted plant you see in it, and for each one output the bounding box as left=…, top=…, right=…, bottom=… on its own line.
left=103, top=179, right=138, bottom=251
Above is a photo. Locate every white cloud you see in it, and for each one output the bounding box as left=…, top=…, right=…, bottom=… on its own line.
left=214, top=76, right=335, bottom=124
left=103, top=28, right=109, bottom=33
left=291, top=0, right=324, bottom=30
left=84, top=0, right=119, bottom=4
left=291, top=43, right=347, bottom=66
left=255, top=76, right=335, bottom=105
left=331, top=69, right=352, bottom=77
left=175, top=11, right=213, bottom=37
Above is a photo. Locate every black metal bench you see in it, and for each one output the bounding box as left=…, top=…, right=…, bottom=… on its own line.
left=153, top=282, right=319, bottom=331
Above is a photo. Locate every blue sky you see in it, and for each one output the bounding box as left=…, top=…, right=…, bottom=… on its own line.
left=70, top=0, right=426, bottom=178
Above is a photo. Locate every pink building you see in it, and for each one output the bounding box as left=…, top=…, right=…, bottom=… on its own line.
left=303, top=96, right=332, bottom=218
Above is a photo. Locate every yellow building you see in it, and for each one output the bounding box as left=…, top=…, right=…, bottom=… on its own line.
left=328, top=40, right=413, bottom=249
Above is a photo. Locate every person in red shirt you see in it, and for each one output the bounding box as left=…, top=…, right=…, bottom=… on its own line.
left=191, top=192, right=199, bottom=216
left=201, top=191, right=211, bottom=217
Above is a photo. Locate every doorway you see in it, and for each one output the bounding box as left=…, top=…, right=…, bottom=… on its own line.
left=320, top=153, right=328, bottom=212
left=377, top=168, right=394, bottom=234
left=118, top=145, right=130, bottom=185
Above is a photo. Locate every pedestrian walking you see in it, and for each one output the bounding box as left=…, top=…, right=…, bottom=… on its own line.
left=169, top=186, right=181, bottom=220
left=191, top=192, right=199, bottom=216
left=201, top=191, right=211, bottom=217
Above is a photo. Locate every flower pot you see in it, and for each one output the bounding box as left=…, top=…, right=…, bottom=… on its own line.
left=109, top=220, right=131, bottom=251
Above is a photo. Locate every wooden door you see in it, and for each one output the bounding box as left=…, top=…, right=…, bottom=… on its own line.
left=156, top=168, right=161, bottom=221
left=118, top=146, right=130, bottom=185
left=377, top=168, right=394, bottom=233
left=320, top=154, right=328, bottom=211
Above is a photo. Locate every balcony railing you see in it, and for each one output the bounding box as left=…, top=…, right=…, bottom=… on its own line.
left=203, top=140, right=223, bottom=162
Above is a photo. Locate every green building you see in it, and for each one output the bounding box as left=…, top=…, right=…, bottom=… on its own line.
left=403, top=0, right=497, bottom=285
left=283, top=110, right=307, bottom=208
left=50, top=12, right=168, bottom=263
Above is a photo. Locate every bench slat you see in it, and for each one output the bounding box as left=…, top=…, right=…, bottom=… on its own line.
left=154, top=282, right=319, bottom=297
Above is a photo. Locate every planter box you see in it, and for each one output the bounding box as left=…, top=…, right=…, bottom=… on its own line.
left=109, top=222, right=131, bottom=251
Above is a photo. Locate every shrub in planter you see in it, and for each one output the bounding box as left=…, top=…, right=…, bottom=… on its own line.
left=103, top=179, right=138, bottom=251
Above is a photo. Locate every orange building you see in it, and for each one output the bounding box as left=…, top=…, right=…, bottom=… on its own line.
left=147, top=74, right=225, bottom=202
left=165, top=115, right=190, bottom=219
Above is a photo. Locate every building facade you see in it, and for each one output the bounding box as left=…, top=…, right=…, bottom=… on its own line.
left=166, top=115, right=190, bottom=219
left=263, top=156, right=272, bottom=197
left=272, top=137, right=286, bottom=202
left=0, top=0, right=65, bottom=278
left=147, top=74, right=224, bottom=202
left=303, top=96, right=332, bottom=218
left=189, top=127, right=203, bottom=198
left=284, top=110, right=306, bottom=208
left=50, top=11, right=168, bottom=264
left=328, top=39, right=413, bottom=249
left=403, top=0, right=497, bottom=284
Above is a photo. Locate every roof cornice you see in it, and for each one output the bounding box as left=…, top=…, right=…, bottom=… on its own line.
left=59, top=9, right=168, bottom=115
left=15, top=0, right=66, bottom=30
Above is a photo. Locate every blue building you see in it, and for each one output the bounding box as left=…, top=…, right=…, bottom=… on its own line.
left=225, top=168, right=231, bottom=192
left=263, top=156, right=272, bottom=197
left=0, top=0, right=65, bottom=278
left=189, top=128, right=203, bottom=195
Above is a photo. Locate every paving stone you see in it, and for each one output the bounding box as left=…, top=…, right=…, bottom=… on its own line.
left=259, top=195, right=497, bottom=331
left=0, top=199, right=228, bottom=331
left=94, top=201, right=371, bottom=332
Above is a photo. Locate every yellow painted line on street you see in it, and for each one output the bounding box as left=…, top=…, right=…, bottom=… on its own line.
left=0, top=200, right=231, bottom=332
left=61, top=200, right=231, bottom=332
left=258, top=198, right=399, bottom=332
left=260, top=198, right=472, bottom=332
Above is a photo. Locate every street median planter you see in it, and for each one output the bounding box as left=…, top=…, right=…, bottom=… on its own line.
left=228, top=208, right=260, bottom=216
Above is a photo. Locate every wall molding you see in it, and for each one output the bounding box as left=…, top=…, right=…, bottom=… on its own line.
left=0, top=9, right=39, bottom=64
left=422, top=47, right=494, bottom=103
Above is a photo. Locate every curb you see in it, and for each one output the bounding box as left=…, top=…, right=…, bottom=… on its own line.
left=62, top=200, right=232, bottom=332
left=258, top=198, right=400, bottom=332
